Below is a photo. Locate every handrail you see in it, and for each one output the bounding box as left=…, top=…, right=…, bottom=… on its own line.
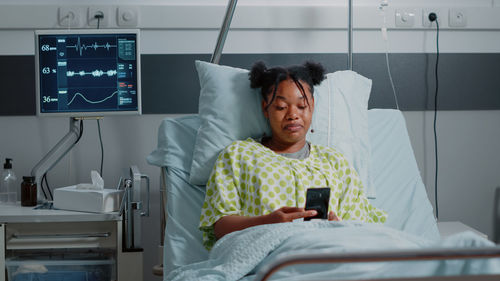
left=210, top=0, right=238, bottom=64
left=12, top=232, right=111, bottom=239
left=254, top=247, right=500, bottom=281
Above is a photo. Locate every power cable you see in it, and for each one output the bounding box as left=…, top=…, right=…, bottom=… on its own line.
left=429, top=12, right=440, bottom=219
left=97, top=119, right=104, bottom=177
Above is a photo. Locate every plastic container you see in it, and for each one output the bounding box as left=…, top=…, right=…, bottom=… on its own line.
left=6, top=255, right=115, bottom=281
left=21, top=176, right=37, bottom=207
left=1, top=158, right=17, bottom=204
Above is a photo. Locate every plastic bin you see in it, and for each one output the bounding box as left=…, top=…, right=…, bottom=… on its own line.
left=6, top=256, right=115, bottom=281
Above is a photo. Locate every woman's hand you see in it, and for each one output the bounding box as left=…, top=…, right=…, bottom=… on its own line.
left=265, top=206, right=317, bottom=223
left=328, top=211, right=342, bottom=221
left=214, top=207, right=317, bottom=239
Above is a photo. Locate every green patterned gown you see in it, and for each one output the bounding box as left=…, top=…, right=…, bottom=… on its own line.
left=199, top=138, right=387, bottom=250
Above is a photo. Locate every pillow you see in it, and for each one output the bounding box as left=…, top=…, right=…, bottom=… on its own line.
left=307, top=71, right=375, bottom=198
left=189, top=60, right=375, bottom=198
left=189, top=61, right=271, bottom=185
left=146, top=115, right=201, bottom=173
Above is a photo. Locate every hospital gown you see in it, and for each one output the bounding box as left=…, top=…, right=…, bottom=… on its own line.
left=199, top=138, right=387, bottom=250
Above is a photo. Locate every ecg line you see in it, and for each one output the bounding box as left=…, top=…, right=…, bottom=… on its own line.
left=67, top=91, right=118, bottom=106
left=66, top=36, right=117, bottom=56
left=67, top=69, right=117, bottom=77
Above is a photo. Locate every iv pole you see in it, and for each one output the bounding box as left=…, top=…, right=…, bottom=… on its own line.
left=348, top=0, right=353, bottom=70
left=211, top=0, right=238, bottom=64
left=210, top=0, right=353, bottom=69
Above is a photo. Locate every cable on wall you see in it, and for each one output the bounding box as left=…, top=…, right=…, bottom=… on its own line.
left=95, top=13, right=103, bottom=29
left=94, top=13, right=104, bottom=176
left=428, top=12, right=440, bottom=220
left=97, top=119, right=104, bottom=177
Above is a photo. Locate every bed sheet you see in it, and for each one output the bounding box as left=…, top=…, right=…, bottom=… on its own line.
left=367, top=109, right=439, bottom=240
left=165, top=221, right=499, bottom=281
left=147, top=109, right=440, bottom=276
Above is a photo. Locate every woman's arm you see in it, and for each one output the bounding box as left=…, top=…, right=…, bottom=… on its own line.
left=214, top=207, right=317, bottom=239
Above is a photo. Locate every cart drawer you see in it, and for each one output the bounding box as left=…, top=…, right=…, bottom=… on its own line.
left=6, top=221, right=116, bottom=250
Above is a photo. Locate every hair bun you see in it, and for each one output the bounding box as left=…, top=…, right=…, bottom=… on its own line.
left=249, top=61, right=268, bottom=89
left=304, top=61, right=326, bottom=85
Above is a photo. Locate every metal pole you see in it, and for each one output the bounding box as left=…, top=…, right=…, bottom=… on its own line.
left=348, top=0, right=353, bottom=70
left=210, top=0, right=238, bottom=65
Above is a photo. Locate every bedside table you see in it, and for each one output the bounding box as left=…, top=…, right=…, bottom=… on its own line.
left=0, top=204, right=143, bottom=281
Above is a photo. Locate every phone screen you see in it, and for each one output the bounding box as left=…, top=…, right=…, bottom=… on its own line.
left=304, top=187, right=331, bottom=221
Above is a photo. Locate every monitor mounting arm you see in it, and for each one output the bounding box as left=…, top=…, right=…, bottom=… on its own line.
left=31, top=117, right=80, bottom=202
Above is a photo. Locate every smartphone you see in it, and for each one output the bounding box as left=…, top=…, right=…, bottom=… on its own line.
left=304, top=187, right=331, bottom=221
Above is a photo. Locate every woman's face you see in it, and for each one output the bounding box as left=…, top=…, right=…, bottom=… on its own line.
left=262, top=79, right=314, bottom=146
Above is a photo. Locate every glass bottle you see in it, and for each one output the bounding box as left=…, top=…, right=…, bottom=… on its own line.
left=21, top=176, right=37, bottom=207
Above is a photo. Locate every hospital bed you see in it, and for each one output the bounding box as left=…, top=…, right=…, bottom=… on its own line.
left=146, top=1, right=500, bottom=280
left=148, top=107, right=500, bottom=280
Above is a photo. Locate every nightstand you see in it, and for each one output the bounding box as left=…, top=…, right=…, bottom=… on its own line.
left=0, top=204, right=143, bottom=281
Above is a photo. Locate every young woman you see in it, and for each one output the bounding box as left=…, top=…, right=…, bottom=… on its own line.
left=199, top=61, right=387, bottom=250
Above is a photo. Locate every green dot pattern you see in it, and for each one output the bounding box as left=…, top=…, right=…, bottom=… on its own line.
left=199, top=138, right=388, bottom=250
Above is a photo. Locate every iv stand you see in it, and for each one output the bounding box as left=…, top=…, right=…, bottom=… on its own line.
left=31, top=117, right=80, bottom=203
left=211, top=0, right=238, bottom=64
left=348, top=0, right=353, bottom=70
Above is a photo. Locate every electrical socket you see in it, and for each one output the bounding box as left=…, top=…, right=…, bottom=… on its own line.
left=117, top=7, right=139, bottom=27
left=449, top=9, right=467, bottom=28
left=422, top=9, right=441, bottom=28
left=395, top=9, right=416, bottom=28
left=88, top=7, right=109, bottom=27
left=59, top=7, right=81, bottom=28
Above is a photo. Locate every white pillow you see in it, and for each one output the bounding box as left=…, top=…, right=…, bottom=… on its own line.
left=189, top=61, right=271, bottom=185
left=189, top=61, right=375, bottom=198
left=307, top=71, right=375, bottom=198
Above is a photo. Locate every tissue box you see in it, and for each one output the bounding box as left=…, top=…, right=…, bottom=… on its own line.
left=53, top=186, right=123, bottom=213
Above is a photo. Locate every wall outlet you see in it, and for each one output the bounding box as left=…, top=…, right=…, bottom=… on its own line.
left=59, top=7, right=81, bottom=28
left=422, top=9, right=441, bottom=28
left=395, top=9, right=416, bottom=28
left=449, top=9, right=467, bottom=28
left=117, top=7, right=139, bottom=27
left=88, top=7, right=109, bottom=27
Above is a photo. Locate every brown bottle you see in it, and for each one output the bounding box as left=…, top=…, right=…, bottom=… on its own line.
left=21, top=176, right=37, bottom=207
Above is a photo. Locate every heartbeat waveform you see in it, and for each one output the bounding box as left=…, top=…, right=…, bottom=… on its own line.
left=67, top=91, right=118, bottom=106
left=66, top=36, right=117, bottom=56
left=67, top=70, right=117, bottom=77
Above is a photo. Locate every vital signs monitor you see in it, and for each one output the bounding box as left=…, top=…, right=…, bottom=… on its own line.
left=35, top=29, right=141, bottom=116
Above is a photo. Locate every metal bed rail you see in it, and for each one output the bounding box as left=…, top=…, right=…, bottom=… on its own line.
left=152, top=168, right=168, bottom=276
left=255, top=247, right=500, bottom=281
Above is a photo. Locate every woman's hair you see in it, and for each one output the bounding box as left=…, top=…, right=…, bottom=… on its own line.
left=249, top=61, right=326, bottom=109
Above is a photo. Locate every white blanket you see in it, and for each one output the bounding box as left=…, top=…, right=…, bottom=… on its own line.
left=165, top=221, right=500, bottom=281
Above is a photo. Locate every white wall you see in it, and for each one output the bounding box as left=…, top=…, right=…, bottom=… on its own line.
left=1, top=1, right=500, bottom=281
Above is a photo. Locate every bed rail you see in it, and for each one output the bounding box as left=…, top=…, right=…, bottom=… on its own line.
left=255, top=247, right=500, bottom=281
left=152, top=168, right=168, bottom=276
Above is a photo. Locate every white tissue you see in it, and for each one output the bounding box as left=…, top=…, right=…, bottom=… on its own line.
left=76, top=170, right=104, bottom=190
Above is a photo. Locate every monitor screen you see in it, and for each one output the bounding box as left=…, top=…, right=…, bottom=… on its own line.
left=35, top=29, right=141, bottom=116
